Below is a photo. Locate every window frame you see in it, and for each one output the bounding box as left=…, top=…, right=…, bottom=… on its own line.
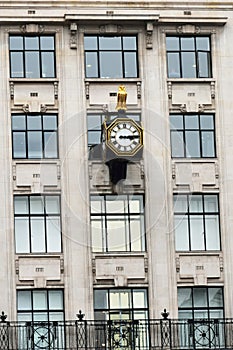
left=90, top=194, right=146, bottom=253
left=9, top=34, right=56, bottom=78
left=173, top=194, right=221, bottom=251
left=12, top=113, right=59, bottom=159
left=94, top=288, right=149, bottom=321
left=14, top=194, right=62, bottom=254
left=170, top=113, right=216, bottom=158
left=166, top=35, right=212, bottom=79
left=178, top=286, right=224, bottom=319
left=84, top=35, right=139, bottom=79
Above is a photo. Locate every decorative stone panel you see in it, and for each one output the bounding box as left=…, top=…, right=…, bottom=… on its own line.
left=10, top=82, right=58, bottom=111
left=176, top=253, right=223, bottom=285
left=13, top=162, right=60, bottom=192
left=94, top=255, right=147, bottom=286
left=16, top=256, right=63, bottom=288
left=167, top=81, right=215, bottom=112
left=172, top=161, right=218, bottom=191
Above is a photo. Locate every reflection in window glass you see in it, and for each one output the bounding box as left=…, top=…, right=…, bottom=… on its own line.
left=84, top=35, right=138, bottom=78
left=91, top=194, right=145, bottom=252
left=166, top=36, right=211, bottom=78
left=170, top=114, right=216, bottom=158
left=14, top=195, right=61, bottom=253
left=10, top=35, right=56, bottom=78
left=173, top=194, right=220, bottom=251
left=12, top=114, right=58, bottom=159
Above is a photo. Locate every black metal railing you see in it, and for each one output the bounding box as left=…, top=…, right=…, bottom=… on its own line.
left=1, top=311, right=233, bottom=349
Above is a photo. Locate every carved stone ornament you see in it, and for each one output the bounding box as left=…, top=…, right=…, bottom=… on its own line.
left=54, top=82, right=58, bottom=99
left=22, top=104, right=30, bottom=113
left=85, top=82, right=90, bottom=99
left=10, top=82, right=14, bottom=100
left=179, top=104, right=187, bottom=113
left=69, top=22, right=78, bottom=49
left=137, top=82, right=141, bottom=99
left=146, top=22, right=154, bottom=49
left=40, top=104, right=48, bottom=113
left=20, top=24, right=45, bottom=33
left=198, top=104, right=205, bottom=113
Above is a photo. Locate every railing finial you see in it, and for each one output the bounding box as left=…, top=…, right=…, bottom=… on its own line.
left=76, top=310, right=85, bottom=321
left=161, top=308, right=169, bottom=319
left=0, top=311, right=7, bottom=322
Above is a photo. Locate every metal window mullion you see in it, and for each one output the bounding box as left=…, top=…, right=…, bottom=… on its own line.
left=126, top=197, right=131, bottom=252
left=183, top=115, right=187, bottom=157
left=197, top=114, right=202, bottom=158
left=39, top=37, right=43, bottom=78
left=28, top=196, right=33, bottom=253
left=179, top=38, right=183, bottom=78
left=121, top=37, right=125, bottom=78
left=41, top=115, right=45, bottom=158
left=104, top=196, right=109, bottom=252
left=97, top=37, right=101, bottom=78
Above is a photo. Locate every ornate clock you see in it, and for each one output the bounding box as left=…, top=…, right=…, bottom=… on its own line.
left=105, top=117, right=143, bottom=157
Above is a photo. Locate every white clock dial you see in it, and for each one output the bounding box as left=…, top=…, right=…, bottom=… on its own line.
left=106, top=118, right=143, bottom=156
left=110, top=123, right=140, bottom=151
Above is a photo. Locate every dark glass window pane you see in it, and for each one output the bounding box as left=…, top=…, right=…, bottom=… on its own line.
left=171, top=131, right=184, bottom=157
left=25, top=37, right=39, bottom=50
left=185, top=115, right=199, bottom=129
left=28, top=131, right=43, bottom=158
left=85, top=52, right=98, bottom=78
left=204, top=195, right=218, bottom=212
left=84, top=36, right=97, bottom=50
left=44, top=132, right=58, bottom=158
left=170, top=115, right=183, bottom=129
left=209, top=288, right=223, bottom=307
left=200, top=115, right=214, bottom=129
left=123, top=37, right=137, bottom=50
left=12, top=115, right=26, bottom=130
left=99, top=36, right=121, bottom=50
left=174, top=195, right=188, bottom=213
left=88, top=131, right=101, bottom=145
left=198, top=51, right=210, bottom=77
left=41, top=52, right=55, bottom=77
left=178, top=288, right=192, bottom=307
left=40, top=36, right=54, bottom=50
left=205, top=215, right=220, bottom=250
left=14, top=196, right=29, bottom=214
left=175, top=216, right=189, bottom=250
left=193, top=288, right=208, bottom=307
left=99, top=52, right=122, bottom=78
left=15, top=217, right=30, bottom=253
left=124, top=52, right=137, bottom=77
left=181, top=52, right=196, bottom=78
left=11, top=52, right=24, bottom=77
left=25, top=52, right=40, bottom=78
left=181, top=37, right=195, bottom=50
left=189, top=195, right=203, bottom=212
left=190, top=215, right=204, bottom=250
left=185, top=131, right=200, bottom=157
left=167, top=53, right=181, bottom=78
left=13, top=133, right=26, bottom=158
left=166, top=37, right=179, bottom=50
left=87, top=115, right=102, bottom=130
left=28, top=115, right=42, bottom=130
left=202, top=131, right=215, bottom=157
left=196, top=37, right=210, bottom=51
left=94, top=290, right=108, bottom=309
left=43, top=115, right=57, bottom=130
left=10, top=36, right=23, bottom=50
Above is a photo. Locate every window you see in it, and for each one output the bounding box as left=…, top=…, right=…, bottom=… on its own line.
left=84, top=35, right=138, bottom=78
left=14, top=195, right=62, bottom=253
left=166, top=36, right=211, bottom=78
left=94, top=288, right=148, bottom=321
left=12, top=114, right=58, bottom=159
left=17, top=289, right=64, bottom=349
left=10, top=35, right=56, bottom=78
left=170, top=114, right=216, bottom=158
left=178, top=287, right=224, bottom=348
left=91, top=194, right=145, bottom=252
left=174, top=194, right=220, bottom=251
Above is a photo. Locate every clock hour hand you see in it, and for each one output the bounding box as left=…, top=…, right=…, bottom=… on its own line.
left=119, top=135, right=140, bottom=140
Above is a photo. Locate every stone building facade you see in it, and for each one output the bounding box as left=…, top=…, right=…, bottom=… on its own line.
left=0, top=0, right=233, bottom=347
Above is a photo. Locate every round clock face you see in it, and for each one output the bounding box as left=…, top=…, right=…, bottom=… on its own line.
left=106, top=119, right=143, bottom=156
